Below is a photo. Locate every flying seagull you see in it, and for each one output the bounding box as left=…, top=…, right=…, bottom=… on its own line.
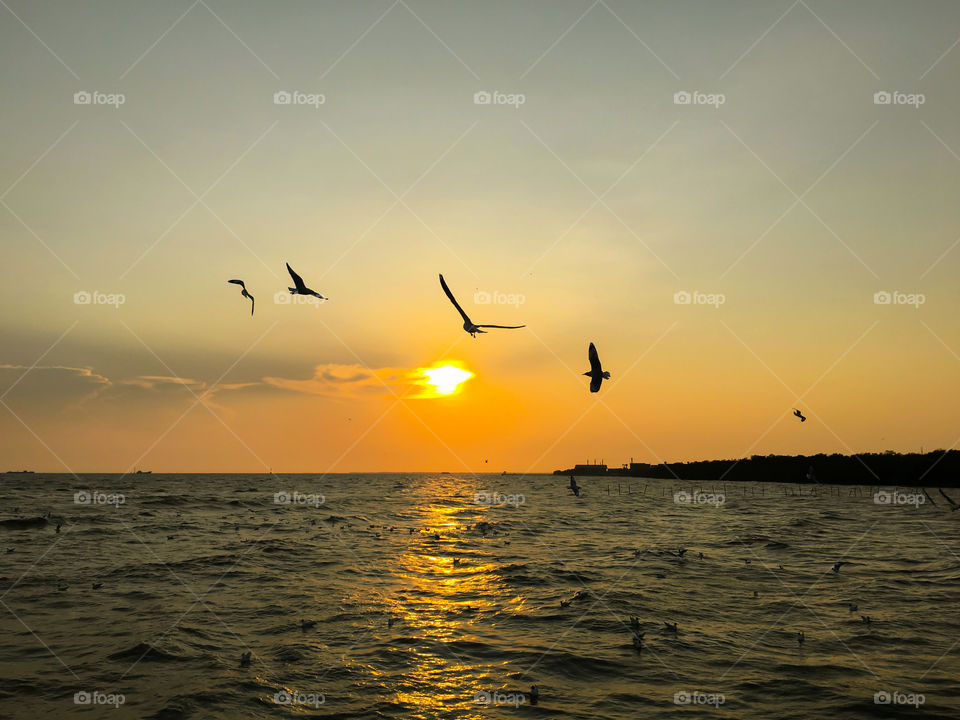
left=227, top=279, right=254, bottom=315
left=286, top=263, right=327, bottom=301
left=793, top=409, right=806, bottom=422
left=938, top=488, right=960, bottom=511
left=438, top=274, right=524, bottom=337
left=569, top=476, right=581, bottom=497
left=584, top=342, right=611, bottom=393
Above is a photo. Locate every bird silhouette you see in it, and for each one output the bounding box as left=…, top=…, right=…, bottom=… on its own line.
left=227, top=279, right=255, bottom=315
left=583, top=342, right=611, bottom=393
left=286, top=263, right=327, bottom=301
left=438, top=274, right=524, bottom=337
left=793, top=409, right=806, bottom=422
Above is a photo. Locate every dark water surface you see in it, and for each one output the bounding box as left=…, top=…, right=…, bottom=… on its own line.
left=0, top=473, right=958, bottom=718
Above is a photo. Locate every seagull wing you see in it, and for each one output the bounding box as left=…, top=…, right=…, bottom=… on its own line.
left=793, top=409, right=801, bottom=418
left=228, top=279, right=246, bottom=289
left=438, top=274, right=472, bottom=324
left=590, top=374, right=602, bottom=393
left=588, top=342, right=602, bottom=373
left=476, top=324, right=525, bottom=329
left=247, top=291, right=255, bottom=316
left=286, top=263, right=307, bottom=292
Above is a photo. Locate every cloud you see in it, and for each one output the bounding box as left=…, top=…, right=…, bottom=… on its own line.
left=263, top=363, right=417, bottom=398
left=0, top=364, right=112, bottom=405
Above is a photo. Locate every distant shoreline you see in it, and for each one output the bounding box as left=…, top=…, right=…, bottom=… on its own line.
left=554, top=451, right=960, bottom=488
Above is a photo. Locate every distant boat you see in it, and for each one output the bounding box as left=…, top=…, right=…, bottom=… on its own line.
left=5, top=470, right=35, bottom=475
left=134, top=470, right=152, bottom=475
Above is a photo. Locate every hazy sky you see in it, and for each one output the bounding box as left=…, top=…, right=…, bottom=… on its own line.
left=3, top=0, right=960, bottom=473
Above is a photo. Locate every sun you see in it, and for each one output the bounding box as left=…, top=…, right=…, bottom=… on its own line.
left=422, top=365, right=473, bottom=395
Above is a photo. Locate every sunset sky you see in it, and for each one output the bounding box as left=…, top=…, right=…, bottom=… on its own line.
left=2, top=0, right=960, bottom=473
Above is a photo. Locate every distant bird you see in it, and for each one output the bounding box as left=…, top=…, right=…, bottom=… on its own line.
left=848, top=603, right=858, bottom=612
left=778, top=564, right=784, bottom=570
left=286, top=263, right=327, bottom=301
left=388, top=617, right=395, bottom=628
left=938, top=488, right=960, bottom=511
left=797, top=631, right=805, bottom=645
left=676, top=547, right=688, bottom=558
left=583, top=342, right=611, bottom=393
left=861, top=615, right=871, bottom=624
left=664, top=621, right=678, bottom=633
left=629, top=616, right=640, bottom=631
left=528, top=686, right=540, bottom=705
left=743, top=559, right=751, bottom=565
left=753, top=590, right=759, bottom=598
left=91, top=582, right=102, bottom=590
left=227, top=279, right=255, bottom=315
left=453, top=558, right=461, bottom=567
left=239, top=651, right=251, bottom=667
left=655, top=573, right=666, bottom=579
left=793, top=409, right=806, bottom=422
left=300, top=619, right=317, bottom=630
left=569, top=476, right=581, bottom=497
left=560, top=599, right=570, bottom=608
left=832, top=561, right=849, bottom=573
left=57, top=582, right=68, bottom=592
left=438, top=274, right=524, bottom=337
left=55, top=522, right=61, bottom=534
left=698, top=552, right=704, bottom=560
left=632, top=632, right=644, bottom=651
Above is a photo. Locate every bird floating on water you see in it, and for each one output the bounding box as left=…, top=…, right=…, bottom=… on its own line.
left=227, top=279, right=254, bottom=315
left=797, top=631, right=805, bottom=645
left=632, top=632, right=644, bottom=651
left=861, top=615, right=871, bottom=624
left=793, top=409, right=806, bottom=422
left=664, top=621, right=678, bottom=633
left=438, top=274, right=524, bottom=338
left=300, top=619, right=317, bottom=630
left=286, top=262, right=327, bottom=301
left=92, top=582, right=102, bottom=590
left=583, top=342, right=610, bottom=393
left=848, top=603, right=858, bottom=612
left=832, top=561, right=849, bottom=573
left=239, top=651, right=251, bottom=667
